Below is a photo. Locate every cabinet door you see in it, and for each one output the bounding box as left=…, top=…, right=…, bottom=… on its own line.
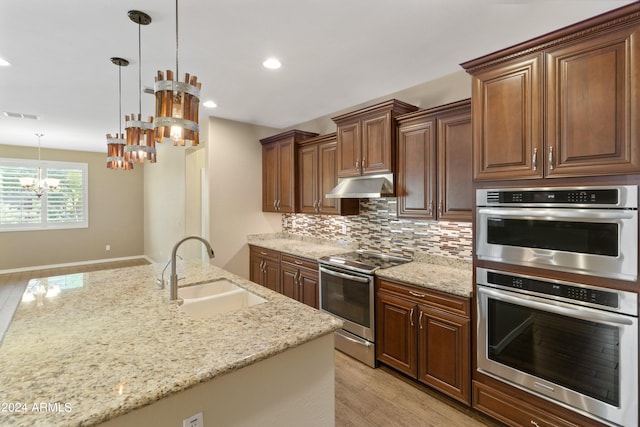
left=337, top=120, right=361, bottom=177
left=418, top=306, right=470, bottom=404
left=299, top=268, right=319, bottom=309
left=263, top=259, right=281, bottom=293
left=437, top=108, right=472, bottom=221
left=546, top=27, right=640, bottom=177
left=280, top=264, right=298, bottom=300
left=397, top=118, right=436, bottom=219
left=262, top=143, right=279, bottom=212
left=472, top=54, right=543, bottom=181
left=249, top=254, right=264, bottom=285
left=277, top=140, right=296, bottom=213
left=298, top=144, right=318, bottom=214
left=376, top=292, right=417, bottom=377
left=318, top=139, right=339, bottom=215
left=361, top=111, right=393, bottom=175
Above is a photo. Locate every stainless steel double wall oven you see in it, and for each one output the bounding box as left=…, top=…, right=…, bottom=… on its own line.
left=475, top=185, right=639, bottom=427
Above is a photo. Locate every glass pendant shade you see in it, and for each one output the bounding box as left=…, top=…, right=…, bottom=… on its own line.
left=154, top=70, right=201, bottom=146
left=124, top=114, right=157, bottom=163
left=106, top=134, right=133, bottom=170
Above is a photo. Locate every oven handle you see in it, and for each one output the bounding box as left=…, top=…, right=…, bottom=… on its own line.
left=477, top=207, right=636, bottom=220
left=320, top=266, right=370, bottom=283
left=478, top=286, right=635, bottom=326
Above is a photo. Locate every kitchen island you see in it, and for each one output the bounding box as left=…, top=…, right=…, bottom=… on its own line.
left=0, top=260, right=342, bottom=427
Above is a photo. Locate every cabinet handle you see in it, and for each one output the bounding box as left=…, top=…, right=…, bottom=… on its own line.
left=277, top=199, right=282, bottom=210
left=274, top=200, right=278, bottom=210
left=438, top=200, right=443, bottom=217
left=355, top=160, right=360, bottom=170
left=259, top=260, right=265, bottom=272
left=317, top=200, right=322, bottom=212
left=548, top=146, right=555, bottom=170
left=362, top=157, right=366, bottom=171
left=294, top=260, right=303, bottom=265
left=530, top=421, right=540, bottom=427
left=409, top=290, right=426, bottom=298
left=532, top=147, right=538, bottom=171
left=427, top=201, right=433, bottom=216
left=409, top=308, right=414, bottom=327
left=419, top=311, right=424, bottom=329
left=297, top=271, right=302, bottom=287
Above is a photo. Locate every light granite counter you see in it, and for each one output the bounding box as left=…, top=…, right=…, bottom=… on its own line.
left=0, top=261, right=342, bottom=427
left=247, top=233, right=356, bottom=260
left=375, top=254, right=473, bottom=297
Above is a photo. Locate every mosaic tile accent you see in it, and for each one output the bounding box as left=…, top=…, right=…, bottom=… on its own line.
left=283, top=198, right=472, bottom=261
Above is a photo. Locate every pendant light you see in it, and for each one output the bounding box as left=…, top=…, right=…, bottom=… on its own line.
left=106, top=57, right=133, bottom=170
left=124, top=10, right=157, bottom=163
left=154, top=0, right=201, bottom=147
left=20, top=133, right=60, bottom=198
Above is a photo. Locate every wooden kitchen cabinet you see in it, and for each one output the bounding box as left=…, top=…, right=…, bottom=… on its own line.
left=261, top=130, right=318, bottom=213
left=462, top=5, right=640, bottom=181
left=333, top=99, right=418, bottom=178
left=249, top=245, right=281, bottom=293
left=280, top=254, right=320, bottom=309
left=396, top=100, right=472, bottom=221
left=298, top=134, right=359, bottom=215
left=376, top=278, right=471, bottom=404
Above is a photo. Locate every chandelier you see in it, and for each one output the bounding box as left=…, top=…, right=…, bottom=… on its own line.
left=20, top=133, right=60, bottom=197
left=106, top=57, right=133, bottom=170
left=154, top=0, right=201, bottom=146
left=124, top=10, right=157, bottom=163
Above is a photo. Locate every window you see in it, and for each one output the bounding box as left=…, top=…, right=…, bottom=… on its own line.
left=0, top=158, right=88, bottom=231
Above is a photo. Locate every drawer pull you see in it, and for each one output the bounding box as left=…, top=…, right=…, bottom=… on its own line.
left=260, top=251, right=268, bottom=255
left=409, top=290, right=426, bottom=298
left=294, top=260, right=303, bottom=265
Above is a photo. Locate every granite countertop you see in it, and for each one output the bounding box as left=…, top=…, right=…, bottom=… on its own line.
left=375, top=254, right=473, bottom=298
left=247, top=234, right=356, bottom=260
left=0, top=261, right=342, bottom=427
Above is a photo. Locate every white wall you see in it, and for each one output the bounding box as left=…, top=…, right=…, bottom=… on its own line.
left=207, top=117, right=281, bottom=278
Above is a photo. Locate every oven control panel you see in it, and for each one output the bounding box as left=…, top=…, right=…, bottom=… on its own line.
left=486, top=189, right=618, bottom=205
left=487, top=271, right=619, bottom=308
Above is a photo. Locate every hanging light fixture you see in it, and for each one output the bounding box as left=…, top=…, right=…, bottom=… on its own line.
left=154, top=0, right=201, bottom=147
left=20, top=133, right=60, bottom=198
left=106, top=57, right=133, bottom=170
left=124, top=10, right=156, bottom=163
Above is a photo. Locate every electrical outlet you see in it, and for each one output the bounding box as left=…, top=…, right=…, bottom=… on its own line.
left=105, top=245, right=111, bottom=251
left=183, top=412, right=203, bottom=427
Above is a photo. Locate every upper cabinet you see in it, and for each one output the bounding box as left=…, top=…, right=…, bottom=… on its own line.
left=261, top=130, right=318, bottom=213
left=461, top=5, right=640, bottom=181
left=396, top=100, right=472, bottom=221
left=332, top=99, right=418, bottom=178
left=298, top=133, right=359, bottom=215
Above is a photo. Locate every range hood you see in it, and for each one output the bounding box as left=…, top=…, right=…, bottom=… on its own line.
left=325, top=173, right=394, bottom=199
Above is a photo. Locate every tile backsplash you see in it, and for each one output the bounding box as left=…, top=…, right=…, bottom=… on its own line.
left=283, top=198, right=472, bottom=260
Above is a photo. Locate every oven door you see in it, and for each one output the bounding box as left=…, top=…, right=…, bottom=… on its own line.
left=476, top=207, right=638, bottom=281
left=477, top=285, right=638, bottom=427
left=319, top=266, right=374, bottom=342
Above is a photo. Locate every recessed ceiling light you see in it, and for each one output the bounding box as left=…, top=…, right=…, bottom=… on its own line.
left=262, top=58, right=281, bottom=70
left=203, top=100, right=217, bottom=108
left=0, top=57, right=10, bottom=67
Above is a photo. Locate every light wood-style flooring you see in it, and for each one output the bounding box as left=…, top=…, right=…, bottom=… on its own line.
left=334, top=347, right=501, bottom=427
left=1, top=260, right=500, bottom=427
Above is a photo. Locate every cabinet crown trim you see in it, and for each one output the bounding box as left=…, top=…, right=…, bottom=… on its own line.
left=331, top=99, right=418, bottom=123
left=260, top=129, right=319, bottom=145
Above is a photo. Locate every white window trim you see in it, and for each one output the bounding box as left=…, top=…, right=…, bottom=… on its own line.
left=0, top=157, right=89, bottom=232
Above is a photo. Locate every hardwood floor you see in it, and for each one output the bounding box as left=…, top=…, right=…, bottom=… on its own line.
left=2, top=260, right=499, bottom=426
left=335, top=350, right=501, bottom=427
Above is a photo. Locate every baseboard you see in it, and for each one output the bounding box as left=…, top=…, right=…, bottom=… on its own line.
left=0, top=255, right=151, bottom=275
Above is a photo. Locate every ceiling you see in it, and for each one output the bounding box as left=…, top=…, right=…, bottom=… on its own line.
left=0, top=0, right=636, bottom=153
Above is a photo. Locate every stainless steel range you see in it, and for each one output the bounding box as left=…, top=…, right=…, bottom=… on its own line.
left=318, top=250, right=411, bottom=367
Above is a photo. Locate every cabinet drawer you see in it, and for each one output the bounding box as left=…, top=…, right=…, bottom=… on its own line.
left=473, top=381, right=582, bottom=427
left=377, top=279, right=470, bottom=317
left=249, top=245, right=280, bottom=262
left=280, top=254, right=318, bottom=271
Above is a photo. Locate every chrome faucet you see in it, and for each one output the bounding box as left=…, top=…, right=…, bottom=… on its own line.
left=169, top=236, right=215, bottom=301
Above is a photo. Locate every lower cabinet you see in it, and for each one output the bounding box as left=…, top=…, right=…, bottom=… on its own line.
left=376, top=278, right=471, bottom=405
left=249, top=245, right=319, bottom=309
left=281, top=254, right=319, bottom=309
left=249, top=246, right=280, bottom=292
